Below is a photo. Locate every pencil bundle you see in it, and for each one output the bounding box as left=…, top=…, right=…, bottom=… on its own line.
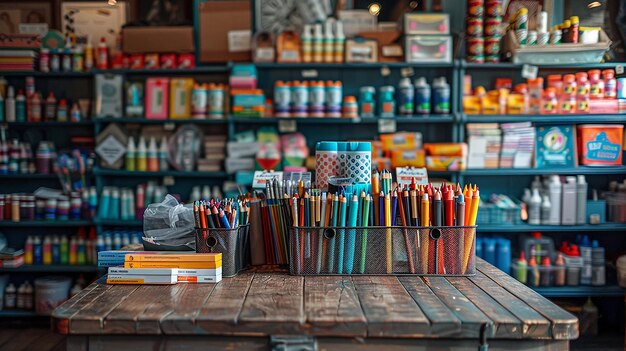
left=192, top=198, right=249, bottom=230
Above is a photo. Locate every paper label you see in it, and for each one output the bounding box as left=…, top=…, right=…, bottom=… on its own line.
left=396, top=167, right=429, bottom=186
left=95, top=135, right=126, bottom=166
left=164, top=122, right=175, bottom=131
left=278, top=119, right=297, bottom=133
left=19, top=23, right=48, bottom=36
left=616, top=65, right=624, bottom=75
left=401, top=67, right=414, bottom=77
left=228, top=30, right=252, bottom=52
left=301, top=69, right=319, bottom=78
left=521, top=64, right=538, bottom=79
left=288, top=172, right=312, bottom=184
left=252, top=171, right=284, bottom=189
left=163, top=176, right=175, bottom=186
left=378, top=119, right=397, bottom=133
left=380, top=66, right=391, bottom=77
left=255, top=48, right=274, bottom=61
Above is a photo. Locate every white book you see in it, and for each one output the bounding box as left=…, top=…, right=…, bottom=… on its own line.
left=107, top=274, right=177, bottom=285
left=177, top=275, right=222, bottom=283
left=177, top=268, right=222, bottom=276
left=108, top=267, right=178, bottom=276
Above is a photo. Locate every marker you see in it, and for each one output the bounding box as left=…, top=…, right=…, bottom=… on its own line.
left=420, top=193, right=430, bottom=273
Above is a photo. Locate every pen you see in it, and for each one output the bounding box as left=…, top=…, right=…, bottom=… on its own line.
left=420, top=193, right=430, bottom=273
left=360, top=194, right=371, bottom=274
left=345, top=194, right=359, bottom=273
left=337, top=195, right=347, bottom=274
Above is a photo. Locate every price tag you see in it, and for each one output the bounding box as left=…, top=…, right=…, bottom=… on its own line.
left=252, top=171, right=283, bottom=189
left=302, top=69, right=319, bottom=78
left=521, top=64, right=538, bottom=79
left=380, top=66, right=391, bottom=77
left=395, top=167, right=429, bottom=186
left=162, top=176, right=175, bottom=186
left=278, top=119, right=297, bottom=132
left=288, top=171, right=312, bottom=184
left=400, top=67, right=414, bottom=77
left=616, top=65, right=624, bottom=75
left=164, top=122, right=175, bottom=131
left=378, top=119, right=396, bottom=133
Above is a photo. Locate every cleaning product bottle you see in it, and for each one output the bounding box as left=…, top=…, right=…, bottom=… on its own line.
left=4, top=284, right=16, bottom=309
left=541, top=194, right=551, bottom=224
left=432, top=77, right=450, bottom=114
left=5, top=86, right=15, bottom=122
left=147, top=137, right=158, bottom=171
left=159, top=136, right=169, bottom=171
left=334, top=20, right=345, bottom=63
left=603, top=69, right=617, bottom=98
left=313, top=24, right=323, bottom=63
left=96, top=37, right=109, bottom=69
left=576, top=175, right=587, bottom=225
left=125, top=137, right=136, bottom=171
left=548, top=175, right=562, bottom=225
left=70, top=102, right=81, bottom=122
left=15, top=89, right=26, bottom=122
left=301, top=25, right=312, bottom=63
left=398, top=77, right=414, bottom=115
left=323, top=18, right=335, bottom=63
left=85, top=37, right=94, bottom=71
left=57, top=99, right=68, bottom=122
left=414, top=77, right=431, bottom=114
left=45, top=92, right=56, bottom=121
left=136, top=136, right=147, bottom=171
left=60, top=235, right=68, bottom=264
left=528, top=188, right=542, bottom=225
left=24, top=235, right=33, bottom=265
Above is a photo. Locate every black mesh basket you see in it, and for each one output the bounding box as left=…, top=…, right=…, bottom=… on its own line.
left=289, top=226, right=476, bottom=276
left=195, top=224, right=250, bottom=277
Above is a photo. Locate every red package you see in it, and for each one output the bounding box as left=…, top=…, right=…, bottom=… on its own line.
left=177, top=53, right=195, bottom=69
left=160, top=54, right=177, bottom=69
left=129, top=54, right=145, bottom=69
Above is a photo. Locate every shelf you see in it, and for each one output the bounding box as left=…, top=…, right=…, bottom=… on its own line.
left=462, top=114, right=626, bottom=124
left=532, top=285, right=625, bottom=297
left=230, top=115, right=455, bottom=124
left=94, top=219, right=143, bottom=226
left=462, top=166, right=626, bottom=176
left=0, top=310, right=41, bottom=318
left=1, top=71, right=92, bottom=77
left=93, top=117, right=226, bottom=124
left=461, top=61, right=622, bottom=70
left=0, top=173, right=59, bottom=179
left=253, top=62, right=455, bottom=69
left=477, top=223, right=626, bottom=232
left=3, top=121, right=94, bottom=127
left=93, top=66, right=229, bottom=75
left=0, top=265, right=98, bottom=273
left=0, top=220, right=92, bottom=227
left=93, top=168, right=227, bottom=178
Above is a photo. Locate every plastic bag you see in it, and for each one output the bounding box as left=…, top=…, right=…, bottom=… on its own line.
left=142, top=194, right=195, bottom=249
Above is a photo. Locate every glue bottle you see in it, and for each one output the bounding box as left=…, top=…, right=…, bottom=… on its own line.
left=126, top=137, right=136, bottom=171
left=323, top=18, right=335, bottom=63
left=15, top=89, right=26, bottom=122
left=313, top=24, right=324, bottom=63
left=334, top=20, right=345, bottom=63
left=96, top=37, right=109, bottom=69
left=159, top=136, right=169, bottom=171
left=136, top=136, right=147, bottom=171
left=5, top=86, right=15, bottom=122
left=414, top=77, right=431, bottom=114
left=147, top=137, right=159, bottom=171
left=432, top=77, right=450, bottom=114
left=301, top=25, right=313, bottom=63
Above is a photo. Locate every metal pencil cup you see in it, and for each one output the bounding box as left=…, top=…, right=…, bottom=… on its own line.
left=289, top=226, right=476, bottom=276
left=195, top=224, right=250, bottom=277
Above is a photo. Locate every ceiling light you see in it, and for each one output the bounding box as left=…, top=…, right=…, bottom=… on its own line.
left=368, top=3, right=381, bottom=16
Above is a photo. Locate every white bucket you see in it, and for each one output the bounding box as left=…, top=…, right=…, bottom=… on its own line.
left=34, top=276, right=72, bottom=315
left=617, top=255, right=626, bottom=288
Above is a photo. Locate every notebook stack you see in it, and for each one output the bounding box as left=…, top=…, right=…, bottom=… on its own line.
left=107, top=267, right=178, bottom=285
left=499, top=122, right=535, bottom=168
left=120, top=252, right=222, bottom=283
left=467, top=123, right=502, bottom=168
left=0, top=34, right=40, bottom=72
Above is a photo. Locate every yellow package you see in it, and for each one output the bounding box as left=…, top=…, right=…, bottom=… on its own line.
left=391, top=149, right=426, bottom=168
left=169, top=78, right=194, bottom=118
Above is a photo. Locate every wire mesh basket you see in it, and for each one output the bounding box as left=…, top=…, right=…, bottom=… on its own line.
left=195, top=224, right=250, bottom=277
left=289, top=226, right=476, bottom=276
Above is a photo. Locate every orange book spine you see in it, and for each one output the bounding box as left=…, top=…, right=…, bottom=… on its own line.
left=124, top=260, right=222, bottom=269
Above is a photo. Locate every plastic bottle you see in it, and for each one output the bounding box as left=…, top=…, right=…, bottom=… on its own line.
left=159, top=136, right=169, bottom=171
left=17, top=283, right=26, bottom=309
left=562, top=74, right=576, bottom=97
left=96, top=37, right=109, bottom=69
left=602, top=70, right=616, bottom=99
left=4, top=284, right=16, bottom=309
left=301, top=25, right=312, bottom=63
left=33, top=236, right=42, bottom=264
left=51, top=235, right=60, bottom=264
left=208, top=83, right=225, bottom=119
left=44, top=92, right=56, bottom=121
left=77, top=237, right=86, bottom=264
left=62, top=45, right=72, bottom=72
left=50, top=49, right=60, bottom=72
left=291, top=81, right=308, bottom=117
left=515, top=251, right=527, bottom=284
left=548, top=175, right=562, bottom=225
left=313, top=24, right=323, bottom=63
left=398, top=78, right=414, bottom=115
left=5, top=86, right=15, bottom=122
left=191, top=83, right=208, bottom=118
left=274, top=81, right=291, bottom=117
left=569, top=16, right=579, bottom=43
left=576, top=175, right=587, bottom=225
left=414, top=77, right=431, bottom=114
left=378, top=86, right=395, bottom=118
left=527, top=77, right=543, bottom=114
left=323, top=18, right=335, bottom=63
left=147, top=137, right=159, bottom=171
left=496, top=238, right=511, bottom=274
left=39, top=48, right=50, bottom=73
left=42, top=236, right=52, bottom=264
left=15, top=89, right=26, bottom=122
left=342, top=96, right=358, bottom=118
left=588, top=70, right=604, bottom=99
left=69, top=236, right=77, bottom=265
left=28, top=92, right=42, bottom=122
left=432, top=77, right=450, bottom=114
left=561, top=19, right=571, bottom=43
left=57, top=99, right=68, bottom=121
left=308, top=81, right=325, bottom=117
left=136, top=136, right=147, bottom=171
left=84, top=38, right=94, bottom=71
left=540, top=87, right=558, bottom=114
left=325, top=81, right=342, bottom=118
left=541, top=195, right=551, bottom=224
left=576, top=72, right=590, bottom=113
left=528, top=188, right=542, bottom=225
left=125, top=137, right=136, bottom=171
left=334, top=20, right=345, bottom=63
left=60, top=235, right=68, bottom=264
left=359, top=86, right=376, bottom=118
left=73, top=47, right=84, bottom=72
left=24, top=236, right=33, bottom=265
left=70, top=102, right=81, bottom=122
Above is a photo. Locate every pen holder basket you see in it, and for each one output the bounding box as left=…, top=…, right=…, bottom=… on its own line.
left=195, top=224, right=250, bottom=277
left=289, top=226, right=476, bottom=276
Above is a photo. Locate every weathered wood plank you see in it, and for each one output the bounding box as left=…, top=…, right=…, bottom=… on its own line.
left=303, top=276, right=367, bottom=337
left=470, top=271, right=551, bottom=338
left=0, top=328, right=48, bottom=351
left=477, top=258, right=579, bottom=340
left=21, top=329, right=66, bottom=351
left=236, top=274, right=305, bottom=335
left=447, top=276, right=522, bottom=338
left=398, top=276, right=463, bottom=337
left=69, top=285, right=139, bottom=334
left=103, top=285, right=167, bottom=334
left=52, top=283, right=113, bottom=334
left=134, top=284, right=189, bottom=334
left=352, top=276, right=430, bottom=337
left=423, top=276, right=494, bottom=337
left=195, top=273, right=255, bottom=334
left=160, top=284, right=216, bottom=334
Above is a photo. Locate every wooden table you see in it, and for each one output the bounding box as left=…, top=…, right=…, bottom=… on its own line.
left=52, top=259, right=578, bottom=351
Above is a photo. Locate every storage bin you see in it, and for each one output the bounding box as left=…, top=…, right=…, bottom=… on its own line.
left=195, top=225, right=250, bottom=277
left=404, top=13, right=450, bottom=35
left=289, top=226, right=476, bottom=276
left=405, top=35, right=452, bottom=63
left=578, top=124, right=624, bottom=166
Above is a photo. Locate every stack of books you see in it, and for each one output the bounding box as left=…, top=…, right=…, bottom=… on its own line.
left=0, top=249, right=24, bottom=268
left=0, top=49, right=37, bottom=71
left=197, top=135, right=227, bottom=172
left=499, top=122, right=536, bottom=168
left=467, top=123, right=502, bottom=168
left=105, top=252, right=222, bottom=284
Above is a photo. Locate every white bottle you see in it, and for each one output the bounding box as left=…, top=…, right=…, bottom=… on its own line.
left=576, top=175, right=587, bottom=225
left=16, top=283, right=25, bottom=309
left=334, top=20, right=345, bottom=63
left=202, top=185, right=212, bottom=200
left=191, top=186, right=201, bottom=201
left=159, top=136, right=169, bottom=171
left=323, top=18, right=335, bottom=63
left=4, top=283, right=16, bottom=309
left=561, top=176, right=578, bottom=225
left=541, top=195, right=551, bottom=225
left=522, top=188, right=532, bottom=206
left=547, top=175, right=562, bottom=225
left=301, top=25, right=312, bottom=63
left=528, top=188, right=542, bottom=225
left=313, top=23, right=324, bottom=63
left=5, top=86, right=15, bottom=122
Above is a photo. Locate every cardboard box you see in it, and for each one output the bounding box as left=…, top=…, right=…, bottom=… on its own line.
left=198, top=0, right=252, bottom=63
left=122, top=26, right=194, bottom=54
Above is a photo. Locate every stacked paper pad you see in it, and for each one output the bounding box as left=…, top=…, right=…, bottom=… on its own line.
left=467, top=123, right=502, bottom=168
left=499, top=122, right=536, bottom=168
left=105, top=252, right=222, bottom=284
